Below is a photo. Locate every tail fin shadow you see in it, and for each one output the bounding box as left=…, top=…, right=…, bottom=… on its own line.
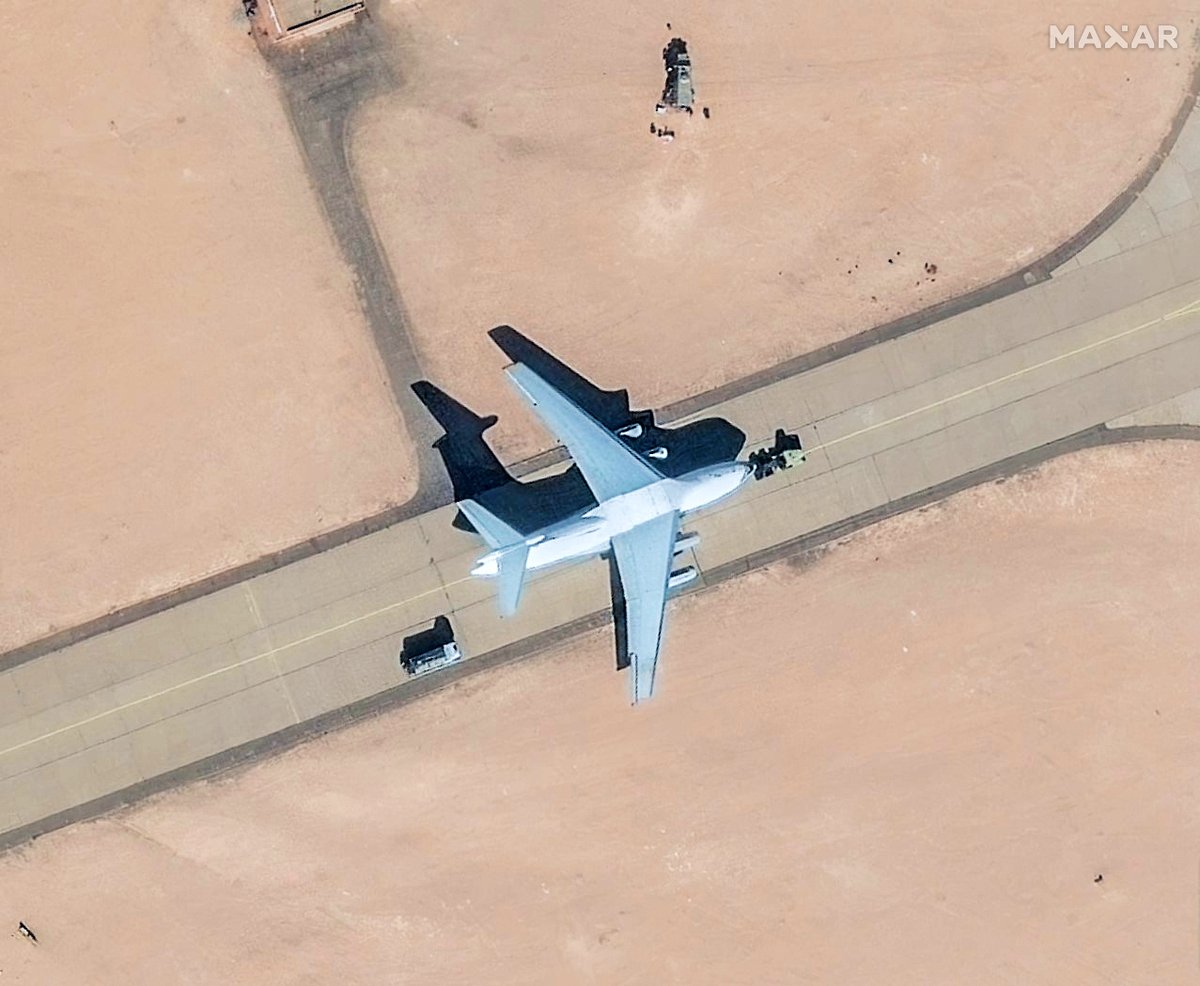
left=411, top=380, right=511, bottom=501
left=412, top=378, right=595, bottom=535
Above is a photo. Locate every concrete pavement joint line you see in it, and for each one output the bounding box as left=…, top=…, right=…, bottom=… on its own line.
left=3, top=425, right=1199, bottom=852
left=0, top=616, right=452, bottom=787
left=244, top=584, right=300, bottom=726
left=640, top=287, right=1200, bottom=480
left=798, top=298, right=1200, bottom=457
left=6, top=297, right=1200, bottom=765
left=702, top=299, right=1200, bottom=515
left=712, top=319, right=1200, bottom=525
left=0, top=575, right=472, bottom=762
left=647, top=307, right=1200, bottom=534
left=9, top=56, right=1198, bottom=673
left=2, top=301, right=1200, bottom=772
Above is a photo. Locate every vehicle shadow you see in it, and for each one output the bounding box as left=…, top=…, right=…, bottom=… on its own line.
left=400, top=615, right=455, bottom=665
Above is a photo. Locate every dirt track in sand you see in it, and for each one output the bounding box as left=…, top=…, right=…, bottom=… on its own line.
left=4, top=1, right=1195, bottom=652
left=356, top=0, right=1197, bottom=461
left=0, top=3, right=415, bottom=651
left=2, top=440, right=1198, bottom=984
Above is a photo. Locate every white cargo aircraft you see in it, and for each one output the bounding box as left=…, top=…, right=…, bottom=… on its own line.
left=458, top=363, right=752, bottom=703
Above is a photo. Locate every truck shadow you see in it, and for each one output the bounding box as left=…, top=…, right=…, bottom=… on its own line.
left=399, top=615, right=455, bottom=667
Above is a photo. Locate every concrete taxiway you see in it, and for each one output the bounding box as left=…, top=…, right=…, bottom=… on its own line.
left=3, top=90, right=1200, bottom=850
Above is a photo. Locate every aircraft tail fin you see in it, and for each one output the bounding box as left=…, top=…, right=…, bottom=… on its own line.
left=458, top=498, right=522, bottom=550
left=459, top=499, right=530, bottom=616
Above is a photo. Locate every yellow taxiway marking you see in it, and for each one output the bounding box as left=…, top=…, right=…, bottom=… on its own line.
left=800, top=296, right=1200, bottom=457
left=0, top=575, right=473, bottom=762
left=4, top=295, right=1200, bottom=763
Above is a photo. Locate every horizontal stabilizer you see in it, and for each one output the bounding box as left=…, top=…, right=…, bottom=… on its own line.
left=497, top=542, right=529, bottom=617
left=458, top=498, right=522, bottom=550
left=631, top=650, right=656, bottom=704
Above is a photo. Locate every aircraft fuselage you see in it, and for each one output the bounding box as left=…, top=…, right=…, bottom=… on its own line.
left=470, top=461, right=751, bottom=577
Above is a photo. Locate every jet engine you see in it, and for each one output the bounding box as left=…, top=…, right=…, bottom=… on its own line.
left=667, top=566, right=698, bottom=589
left=673, top=532, right=700, bottom=555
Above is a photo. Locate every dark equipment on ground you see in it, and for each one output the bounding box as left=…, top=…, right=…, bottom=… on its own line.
left=657, top=38, right=694, bottom=113
left=401, top=641, right=462, bottom=676
left=399, top=615, right=463, bottom=676
left=750, top=429, right=805, bottom=480
left=18, top=921, right=38, bottom=944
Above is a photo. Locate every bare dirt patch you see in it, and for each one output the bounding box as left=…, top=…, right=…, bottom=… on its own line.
left=3, top=440, right=1198, bottom=983
left=356, top=0, right=1196, bottom=461
left=0, top=3, right=415, bottom=650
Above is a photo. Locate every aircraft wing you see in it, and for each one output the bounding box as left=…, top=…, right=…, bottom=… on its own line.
left=610, top=511, right=679, bottom=703
left=506, top=362, right=662, bottom=502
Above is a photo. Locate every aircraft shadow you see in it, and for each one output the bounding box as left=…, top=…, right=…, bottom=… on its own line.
left=413, top=329, right=746, bottom=533
left=488, top=326, right=745, bottom=479
left=414, top=329, right=747, bottom=674
left=411, top=380, right=594, bottom=534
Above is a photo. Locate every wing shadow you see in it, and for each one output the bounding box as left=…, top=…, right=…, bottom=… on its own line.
left=414, top=328, right=748, bottom=539
left=488, top=325, right=745, bottom=477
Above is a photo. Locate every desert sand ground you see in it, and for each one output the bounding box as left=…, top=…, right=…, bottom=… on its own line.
left=358, top=0, right=1197, bottom=461
left=3, top=440, right=1198, bottom=984
left=0, top=4, right=414, bottom=651
left=4, top=3, right=1194, bottom=653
